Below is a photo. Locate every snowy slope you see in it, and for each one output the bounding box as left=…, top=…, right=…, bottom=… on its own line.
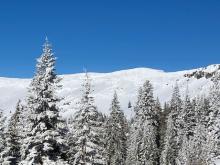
left=216, top=160, right=220, bottom=165
left=0, top=64, right=218, bottom=118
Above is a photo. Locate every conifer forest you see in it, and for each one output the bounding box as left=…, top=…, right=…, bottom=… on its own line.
left=0, top=39, right=220, bottom=165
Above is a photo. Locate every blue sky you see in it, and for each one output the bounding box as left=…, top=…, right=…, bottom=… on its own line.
left=0, top=0, right=220, bottom=77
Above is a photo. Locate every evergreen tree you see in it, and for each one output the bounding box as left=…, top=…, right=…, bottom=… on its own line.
left=106, top=91, right=127, bottom=165
left=196, top=97, right=210, bottom=129
left=159, top=102, right=171, bottom=154
left=177, top=97, right=211, bottom=165
left=161, top=83, right=183, bottom=165
left=128, top=101, right=132, bottom=109
left=127, top=80, right=159, bottom=165
left=126, top=88, right=143, bottom=165
left=176, top=134, right=195, bottom=165
left=2, top=100, right=22, bottom=165
left=19, top=38, right=68, bottom=165
left=155, top=98, right=166, bottom=160
left=191, top=97, right=210, bottom=164
left=182, top=88, right=196, bottom=139
left=207, top=71, right=220, bottom=162
left=0, top=108, right=6, bottom=163
left=67, top=73, right=106, bottom=165
left=18, top=101, right=33, bottom=163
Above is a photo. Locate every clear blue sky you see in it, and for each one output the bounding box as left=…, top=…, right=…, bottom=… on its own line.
left=0, top=0, right=220, bottom=77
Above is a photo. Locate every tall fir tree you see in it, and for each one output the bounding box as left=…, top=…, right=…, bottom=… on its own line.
left=161, top=83, right=183, bottom=165
left=67, top=73, right=106, bottom=165
left=19, top=38, right=69, bottom=165
left=176, top=84, right=196, bottom=164
left=106, top=91, right=127, bottom=165
left=2, top=100, right=22, bottom=165
left=126, top=87, right=143, bottom=165
left=127, top=80, right=159, bottom=165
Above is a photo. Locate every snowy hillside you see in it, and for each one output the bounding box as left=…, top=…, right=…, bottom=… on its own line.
left=0, top=64, right=218, bottom=118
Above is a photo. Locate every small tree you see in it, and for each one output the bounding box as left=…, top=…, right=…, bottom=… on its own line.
left=2, top=100, right=22, bottom=165
left=161, top=83, right=183, bottom=165
left=68, top=73, right=106, bottom=165
left=0, top=108, right=6, bottom=163
left=182, top=91, right=196, bottom=139
left=106, top=91, right=127, bottom=165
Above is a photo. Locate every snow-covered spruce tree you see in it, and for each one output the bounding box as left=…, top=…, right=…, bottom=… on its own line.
left=1, top=100, right=23, bottom=165
left=18, top=100, right=34, bottom=163
left=176, top=134, right=196, bottom=165
left=207, top=71, right=220, bottom=163
left=13, top=100, right=26, bottom=138
left=19, top=38, right=68, bottom=165
left=139, top=81, right=159, bottom=165
left=128, top=101, right=132, bottom=109
left=194, top=96, right=211, bottom=164
left=196, top=97, right=210, bottom=129
left=126, top=87, right=143, bottom=165
left=0, top=108, right=6, bottom=162
left=160, top=83, right=183, bottom=165
left=182, top=89, right=196, bottom=139
left=155, top=98, right=162, bottom=118
left=126, top=80, right=159, bottom=165
left=106, top=91, right=127, bottom=165
left=154, top=98, right=166, bottom=159
left=177, top=97, right=211, bottom=165
left=192, top=100, right=211, bottom=165
left=159, top=102, right=171, bottom=154
left=67, top=73, right=106, bottom=165
left=193, top=96, right=215, bottom=165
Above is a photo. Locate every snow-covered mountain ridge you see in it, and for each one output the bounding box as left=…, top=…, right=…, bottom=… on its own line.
left=0, top=64, right=218, bottom=117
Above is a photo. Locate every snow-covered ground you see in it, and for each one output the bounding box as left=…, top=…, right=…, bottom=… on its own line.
left=216, top=160, right=220, bottom=165
left=0, top=64, right=218, bottom=118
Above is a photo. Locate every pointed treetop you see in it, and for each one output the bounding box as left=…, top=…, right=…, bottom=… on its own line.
left=110, top=90, right=121, bottom=114
left=173, top=81, right=180, bottom=94
left=113, top=90, right=118, bottom=98
left=44, top=36, right=49, bottom=45
left=45, top=36, right=48, bottom=42
left=83, top=68, right=92, bottom=84
left=128, top=101, right=132, bottom=108
left=83, top=67, right=87, bottom=73
left=81, top=71, right=93, bottom=98
left=171, top=81, right=182, bottom=107
left=112, top=90, right=120, bottom=106
left=83, top=68, right=89, bottom=80
left=43, top=36, right=52, bottom=53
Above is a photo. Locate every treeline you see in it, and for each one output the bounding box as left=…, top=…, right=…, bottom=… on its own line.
left=0, top=39, right=219, bottom=165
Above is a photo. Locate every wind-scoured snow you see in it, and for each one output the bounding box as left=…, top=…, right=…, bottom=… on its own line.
left=0, top=65, right=217, bottom=118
